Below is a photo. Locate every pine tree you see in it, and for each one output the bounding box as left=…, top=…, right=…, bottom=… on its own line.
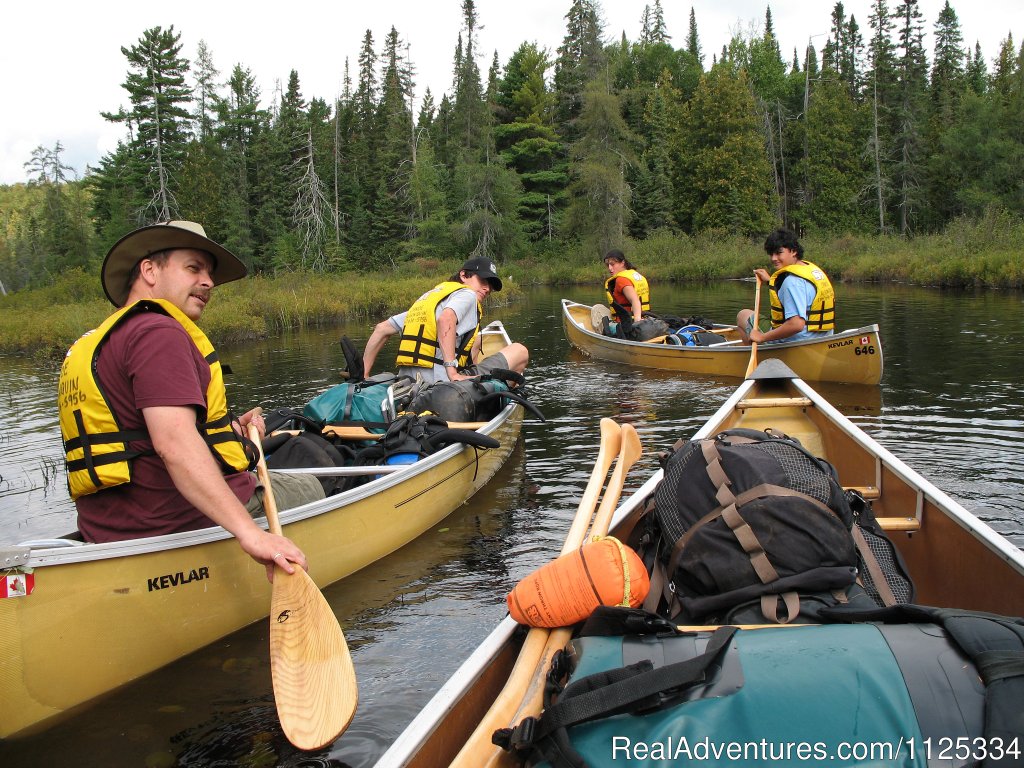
left=22, top=143, right=93, bottom=275
left=675, top=67, right=776, bottom=235
left=215, top=64, right=267, bottom=264
left=965, top=43, right=988, bottom=95
left=629, top=77, right=675, bottom=237
left=893, top=0, right=929, bottom=234
left=99, top=25, right=194, bottom=223
left=451, top=0, right=488, bottom=160
left=686, top=8, right=703, bottom=68
left=371, top=26, right=416, bottom=265
left=193, top=40, right=220, bottom=142
left=406, top=133, right=454, bottom=259
left=925, top=1, right=968, bottom=228
left=794, top=77, right=868, bottom=233
left=554, top=0, right=605, bottom=133
left=494, top=42, right=566, bottom=240
left=563, top=82, right=637, bottom=255
left=866, top=0, right=899, bottom=233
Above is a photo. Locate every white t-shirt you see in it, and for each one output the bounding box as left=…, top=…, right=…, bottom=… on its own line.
left=389, top=287, right=480, bottom=384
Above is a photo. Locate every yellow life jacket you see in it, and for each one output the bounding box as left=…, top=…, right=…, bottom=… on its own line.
left=59, top=299, right=257, bottom=500
left=768, top=261, right=836, bottom=332
left=395, top=281, right=482, bottom=369
left=605, top=270, right=651, bottom=314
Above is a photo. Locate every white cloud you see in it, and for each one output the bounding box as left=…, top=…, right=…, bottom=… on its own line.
left=1, top=0, right=1020, bottom=184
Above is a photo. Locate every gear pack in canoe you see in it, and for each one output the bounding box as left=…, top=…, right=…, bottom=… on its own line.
left=260, top=335, right=543, bottom=495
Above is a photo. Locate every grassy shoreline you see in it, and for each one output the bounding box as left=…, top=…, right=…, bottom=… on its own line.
left=3, top=216, right=1022, bottom=358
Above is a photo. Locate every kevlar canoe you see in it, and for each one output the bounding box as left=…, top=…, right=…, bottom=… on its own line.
left=376, top=359, right=1024, bottom=768
left=562, top=298, right=883, bottom=385
left=0, top=322, right=524, bottom=740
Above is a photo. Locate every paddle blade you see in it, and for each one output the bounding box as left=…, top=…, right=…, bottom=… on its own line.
left=270, top=568, right=357, bottom=750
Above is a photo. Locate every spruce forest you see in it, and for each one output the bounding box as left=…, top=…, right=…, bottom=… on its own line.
left=1, top=0, right=1022, bottom=296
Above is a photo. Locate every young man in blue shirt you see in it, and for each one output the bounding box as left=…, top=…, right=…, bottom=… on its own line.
left=737, top=228, right=836, bottom=345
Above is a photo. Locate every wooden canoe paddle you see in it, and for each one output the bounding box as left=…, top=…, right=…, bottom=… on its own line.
left=480, top=423, right=644, bottom=768
left=744, top=276, right=762, bottom=378
left=448, top=418, right=623, bottom=768
left=249, top=425, right=358, bottom=750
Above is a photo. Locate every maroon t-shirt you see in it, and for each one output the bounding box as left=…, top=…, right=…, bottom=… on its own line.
left=75, top=312, right=256, bottom=542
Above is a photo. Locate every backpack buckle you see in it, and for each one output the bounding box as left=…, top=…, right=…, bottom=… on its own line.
left=492, top=716, right=537, bottom=753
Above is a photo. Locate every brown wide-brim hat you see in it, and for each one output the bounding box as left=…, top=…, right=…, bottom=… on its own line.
left=101, top=220, right=247, bottom=306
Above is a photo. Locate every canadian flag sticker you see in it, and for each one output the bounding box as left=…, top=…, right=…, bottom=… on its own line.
left=860, top=336, right=869, bottom=345
left=1, top=573, right=35, bottom=598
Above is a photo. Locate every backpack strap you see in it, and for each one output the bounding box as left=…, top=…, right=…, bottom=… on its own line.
left=494, top=626, right=738, bottom=767
left=850, top=524, right=898, bottom=606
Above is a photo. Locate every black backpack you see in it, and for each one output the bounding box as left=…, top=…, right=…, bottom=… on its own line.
left=351, top=412, right=502, bottom=467
left=647, top=428, right=860, bottom=623
left=263, top=430, right=356, bottom=496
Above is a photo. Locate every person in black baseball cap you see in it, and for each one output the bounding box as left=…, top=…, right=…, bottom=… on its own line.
left=456, top=257, right=503, bottom=292
left=362, top=256, right=528, bottom=385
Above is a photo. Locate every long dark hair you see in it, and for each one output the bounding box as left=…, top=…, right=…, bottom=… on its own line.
left=603, top=249, right=635, bottom=270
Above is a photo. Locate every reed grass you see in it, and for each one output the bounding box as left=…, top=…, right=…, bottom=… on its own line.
left=2, top=216, right=1021, bottom=358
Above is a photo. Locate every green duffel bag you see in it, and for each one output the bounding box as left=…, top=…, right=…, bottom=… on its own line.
left=302, top=374, right=404, bottom=430
left=499, top=620, right=998, bottom=767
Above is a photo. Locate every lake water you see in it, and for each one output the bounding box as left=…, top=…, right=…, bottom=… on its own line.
left=1, top=282, right=1022, bottom=767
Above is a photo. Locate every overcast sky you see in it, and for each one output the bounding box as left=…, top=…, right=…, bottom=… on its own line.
left=1, top=0, right=1020, bottom=185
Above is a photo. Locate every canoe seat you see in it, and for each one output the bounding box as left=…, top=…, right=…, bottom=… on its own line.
left=845, top=485, right=880, bottom=499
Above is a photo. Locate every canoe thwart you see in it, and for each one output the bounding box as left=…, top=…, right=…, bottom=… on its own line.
left=324, top=422, right=487, bottom=441
left=737, top=396, right=813, bottom=409
left=271, top=465, right=405, bottom=477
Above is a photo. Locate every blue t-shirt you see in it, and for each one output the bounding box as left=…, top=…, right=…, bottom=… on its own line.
left=771, top=276, right=833, bottom=344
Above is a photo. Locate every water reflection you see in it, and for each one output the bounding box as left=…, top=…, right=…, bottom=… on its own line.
left=1, top=283, right=1023, bottom=766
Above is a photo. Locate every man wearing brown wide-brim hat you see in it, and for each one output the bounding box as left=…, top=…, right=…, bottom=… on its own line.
left=58, top=221, right=319, bottom=580
left=101, top=220, right=248, bottom=307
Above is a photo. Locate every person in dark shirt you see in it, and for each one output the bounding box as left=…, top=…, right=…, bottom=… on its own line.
left=59, top=221, right=319, bottom=580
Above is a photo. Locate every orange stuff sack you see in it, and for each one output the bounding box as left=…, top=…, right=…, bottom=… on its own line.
left=507, top=537, right=650, bottom=628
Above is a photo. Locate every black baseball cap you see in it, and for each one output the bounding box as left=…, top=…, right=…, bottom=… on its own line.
left=461, top=257, right=502, bottom=291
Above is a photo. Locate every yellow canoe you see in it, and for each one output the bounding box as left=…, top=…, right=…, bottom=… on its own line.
left=376, top=360, right=1024, bottom=768
left=0, top=322, right=523, bottom=740
left=562, top=298, right=883, bottom=385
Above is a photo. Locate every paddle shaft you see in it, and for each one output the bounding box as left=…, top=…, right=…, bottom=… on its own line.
left=250, top=426, right=358, bottom=750
left=745, top=277, right=762, bottom=378
left=253, top=432, right=284, bottom=536
left=448, top=418, right=623, bottom=768
left=487, top=424, right=644, bottom=767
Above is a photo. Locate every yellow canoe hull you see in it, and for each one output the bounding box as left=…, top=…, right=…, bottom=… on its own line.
left=0, top=324, right=523, bottom=740
left=562, top=299, right=883, bottom=385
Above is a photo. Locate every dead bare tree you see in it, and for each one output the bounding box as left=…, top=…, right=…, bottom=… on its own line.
left=293, top=129, right=335, bottom=271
